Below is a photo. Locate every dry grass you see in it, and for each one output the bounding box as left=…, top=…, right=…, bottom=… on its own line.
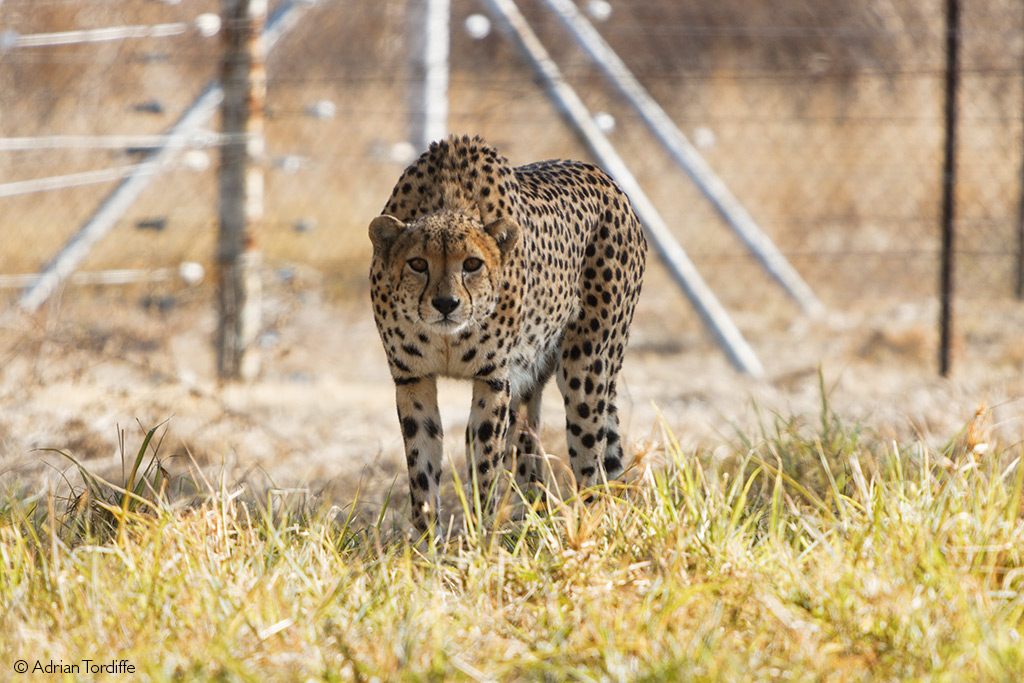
left=2, top=389, right=1023, bottom=681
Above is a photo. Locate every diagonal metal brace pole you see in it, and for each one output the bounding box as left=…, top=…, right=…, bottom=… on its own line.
left=540, top=0, right=824, bottom=317
left=480, top=0, right=764, bottom=378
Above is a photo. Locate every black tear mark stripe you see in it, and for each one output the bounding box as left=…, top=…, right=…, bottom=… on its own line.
left=416, top=232, right=430, bottom=313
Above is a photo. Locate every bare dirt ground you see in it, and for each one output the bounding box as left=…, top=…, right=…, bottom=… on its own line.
left=3, top=262, right=1024, bottom=527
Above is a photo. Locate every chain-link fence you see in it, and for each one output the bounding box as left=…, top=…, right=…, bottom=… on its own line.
left=2, top=0, right=1023, bottom=358
left=0, top=0, right=220, bottom=275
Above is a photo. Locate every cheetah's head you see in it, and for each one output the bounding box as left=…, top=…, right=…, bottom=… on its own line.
left=369, top=210, right=519, bottom=334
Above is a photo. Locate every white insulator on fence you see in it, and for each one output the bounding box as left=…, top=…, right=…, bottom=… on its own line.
left=182, top=150, right=212, bottom=172
left=390, top=141, right=417, bottom=164
left=305, top=100, right=337, bottom=120
left=0, top=30, right=19, bottom=51
left=464, top=14, right=492, bottom=39
left=178, top=262, right=206, bottom=285
left=693, top=126, right=716, bottom=150
left=273, top=155, right=309, bottom=174
left=586, top=1, right=612, bottom=22
left=195, top=14, right=222, bottom=38
left=593, top=111, right=616, bottom=133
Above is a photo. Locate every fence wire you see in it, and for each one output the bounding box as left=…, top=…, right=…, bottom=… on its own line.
left=1, top=0, right=1023, bottom=324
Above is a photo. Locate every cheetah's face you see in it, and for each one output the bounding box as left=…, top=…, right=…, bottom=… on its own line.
left=369, top=211, right=519, bottom=335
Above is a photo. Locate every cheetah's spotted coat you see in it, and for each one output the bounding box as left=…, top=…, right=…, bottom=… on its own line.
left=369, top=135, right=646, bottom=533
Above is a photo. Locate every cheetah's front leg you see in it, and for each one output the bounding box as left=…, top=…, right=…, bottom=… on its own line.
left=466, top=375, right=512, bottom=514
left=394, top=376, right=443, bottom=535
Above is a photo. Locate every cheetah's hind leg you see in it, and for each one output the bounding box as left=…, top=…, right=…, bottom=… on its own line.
left=508, top=388, right=548, bottom=505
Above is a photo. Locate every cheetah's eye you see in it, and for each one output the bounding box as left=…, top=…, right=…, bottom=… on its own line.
left=408, top=258, right=428, bottom=273
left=463, top=257, right=484, bottom=273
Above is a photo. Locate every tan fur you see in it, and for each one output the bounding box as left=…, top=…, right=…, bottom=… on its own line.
left=369, top=135, right=647, bottom=535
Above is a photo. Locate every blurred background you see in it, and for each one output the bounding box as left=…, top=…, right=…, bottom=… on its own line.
left=2, top=0, right=1024, bottom=508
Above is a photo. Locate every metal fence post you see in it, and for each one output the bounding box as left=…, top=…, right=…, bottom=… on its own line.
left=407, top=0, right=450, bottom=152
left=938, top=0, right=960, bottom=378
left=216, top=0, right=265, bottom=381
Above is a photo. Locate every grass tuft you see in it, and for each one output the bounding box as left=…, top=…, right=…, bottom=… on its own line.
left=2, top=404, right=1023, bottom=681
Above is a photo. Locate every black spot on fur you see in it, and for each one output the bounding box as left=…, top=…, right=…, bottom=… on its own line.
left=477, top=420, right=494, bottom=443
left=401, top=344, right=423, bottom=357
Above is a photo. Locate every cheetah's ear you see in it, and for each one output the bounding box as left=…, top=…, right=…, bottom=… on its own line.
left=483, top=217, right=519, bottom=263
left=369, top=215, right=406, bottom=256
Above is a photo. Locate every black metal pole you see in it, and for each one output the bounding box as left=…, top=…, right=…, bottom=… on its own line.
left=1017, top=26, right=1024, bottom=300
left=939, top=0, right=960, bottom=377
left=1017, top=149, right=1024, bottom=297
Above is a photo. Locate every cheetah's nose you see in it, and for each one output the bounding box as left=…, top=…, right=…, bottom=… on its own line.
left=432, top=296, right=460, bottom=315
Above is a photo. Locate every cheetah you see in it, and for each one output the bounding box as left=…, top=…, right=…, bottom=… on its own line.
left=369, top=135, right=646, bottom=534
